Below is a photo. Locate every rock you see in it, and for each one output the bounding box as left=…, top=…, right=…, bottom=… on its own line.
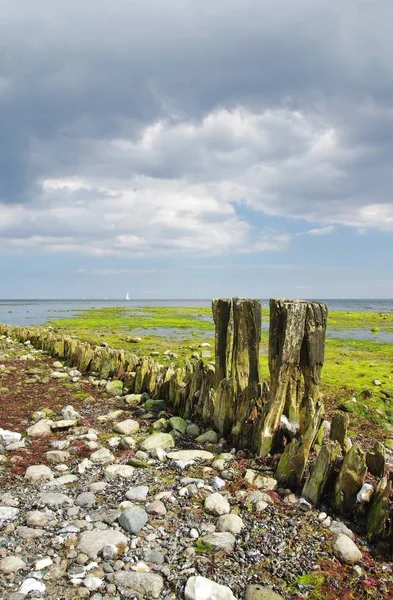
left=125, top=486, right=149, bottom=502
left=118, top=506, right=148, bottom=534
left=104, top=464, right=135, bottom=479
left=113, top=419, right=140, bottom=435
left=330, top=520, right=355, bottom=540
left=0, top=556, right=26, bottom=574
left=25, top=511, right=48, bottom=527
left=45, top=450, right=70, bottom=464
left=75, top=492, right=97, bottom=507
left=216, top=514, right=244, bottom=534
left=120, top=436, right=137, bottom=449
left=356, top=483, right=374, bottom=503
left=90, top=448, right=115, bottom=464
left=50, top=370, right=69, bottom=379
left=187, top=424, right=201, bottom=437
left=200, top=532, right=236, bottom=553
left=366, top=441, right=386, bottom=478
left=26, top=420, right=51, bottom=436
left=212, top=476, right=226, bottom=490
left=169, top=416, right=187, bottom=435
left=254, top=476, right=277, bottom=490
left=0, top=429, right=22, bottom=445
left=84, top=576, right=103, bottom=591
left=97, top=410, right=124, bottom=422
left=77, top=529, right=128, bottom=559
left=61, top=405, right=81, bottom=420
left=46, top=474, right=78, bottom=486
left=114, top=572, right=164, bottom=598
left=19, top=578, right=46, bottom=596
left=333, top=534, right=362, bottom=564
left=38, top=492, right=72, bottom=507
left=106, top=380, right=124, bottom=395
left=184, top=575, right=237, bottom=600
left=50, top=419, right=77, bottom=432
left=167, top=449, right=214, bottom=462
left=124, top=394, right=143, bottom=406
left=146, top=500, right=166, bottom=516
left=140, top=433, right=175, bottom=452
left=35, top=557, right=53, bottom=570
left=204, top=493, right=230, bottom=516
left=0, top=506, right=19, bottom=522
left=144, top=399, right=166, bottom=413
left=245, top=585, right=284, bottom=600
left=196, top=430, right=219, bottom=444
left=25, top=464, right=54, bottom=483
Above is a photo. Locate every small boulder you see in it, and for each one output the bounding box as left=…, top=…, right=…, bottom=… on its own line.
left=184, top=575, right=236, bottom=600
left=204, top=493, right=230, bottom=516
left=333, top=534, right=362, bottom=564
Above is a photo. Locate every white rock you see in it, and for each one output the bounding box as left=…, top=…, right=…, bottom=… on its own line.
left=333, top=534, right=362, bottom=564
left=90, top=448, right=115, bottom=464
left=26, top=421, right=52, bottom=436
left=35, top=557, right=53, bottom=570
left=113, top=419, right=140, bottom=435
left=0, top=429, right=22, bottom=445
left=204, top=493, right=230, bottom=516
left=167, top=450, right=214, bottom=462
left=0, top=506, right=19, bottom=522
left=19, top=578, right=46, bottom=595
left=84, top=575, right=103, bottom=590
left=140, top=433, right=175, bottom=452
left=104, top=464, right=135, bottom=480
left=356, top=483, right=374, bottom=503
left=184, top=575, right=237, bottom=600
left=25, top=464, right=54, bottom=483
left=216, top=514, right=244, bottom=534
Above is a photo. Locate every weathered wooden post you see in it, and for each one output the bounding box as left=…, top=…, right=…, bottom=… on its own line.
left=230, top=298, right=262, bottom=448
left=300, top=301, right=328, bottom=406
left=257, top=299, right=307, bottom=456
left=212, top=298, right=232, bottom=387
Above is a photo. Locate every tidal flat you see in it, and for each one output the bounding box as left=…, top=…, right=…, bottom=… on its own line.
left=48, top=306, right=393, bottom=435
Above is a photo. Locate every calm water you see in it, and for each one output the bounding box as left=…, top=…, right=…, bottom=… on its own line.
left=0, top=299, right=392, bottom=342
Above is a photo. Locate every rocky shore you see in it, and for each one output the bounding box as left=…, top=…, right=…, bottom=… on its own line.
left=0, top=334, right=392, bottom=599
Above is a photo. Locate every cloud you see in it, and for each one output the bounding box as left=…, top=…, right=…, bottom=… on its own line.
left=1, top=0, right=393, bottom=262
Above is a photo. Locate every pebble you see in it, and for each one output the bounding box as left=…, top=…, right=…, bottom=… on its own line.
left=184, top=575, right=236, bottom=600
left=204, top=493, right=230, bottom=516
left=118, top=506, right=148, bottom=534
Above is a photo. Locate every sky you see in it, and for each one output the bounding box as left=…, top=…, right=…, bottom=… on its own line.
left=1, top=0, right=393, bottom=299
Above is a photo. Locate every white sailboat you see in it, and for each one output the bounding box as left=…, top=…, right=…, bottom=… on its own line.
left=125, top=292, right=130, bottom=301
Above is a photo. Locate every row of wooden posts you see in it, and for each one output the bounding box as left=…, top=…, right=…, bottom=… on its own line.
left=0, top=298, right=391, bottom=539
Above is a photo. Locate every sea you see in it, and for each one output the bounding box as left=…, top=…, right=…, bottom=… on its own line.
left=0, top=298, right=392, bottom=325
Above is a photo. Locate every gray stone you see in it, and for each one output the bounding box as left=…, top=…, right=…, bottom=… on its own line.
left=114, top=571, right=164, bottom=598
left=184, top=575, right=236, bottom=600
left=104, top=464, right=135, bottom=480
left=50, top=419, right=77, bottom=431
left=118, top=506, right=148, bottom=534
left=125, top=486, right=149, bottom=502
left=204, top=493, right=230, bottom=516
left=45, top=450, right=70, bottom=464
left=26, top=421, right=52, bottom=436
left=0, top=556, right=26, bottom=574
left=167, top=449, right=214, bottom=462
left=140, top=433, right=175, bottom=452
left=245, top=585, right=284, bottom=600
left=75, top=492, right=97, bottom=508
left=113, top=419, right=140, bottom=435
left=200, top=532, right=235, bottom=553
left=186, top=424, right=201, bottom=438
left=19, top=578, right=46, bottom=596
left=90, top=448, right=115, bottom=464
left=329, top=520, right=355, bottom=540
left=216, top=514, right=244, bottom=534
left=0, top=506, right=19, bottom=522
left=25, top=511, right=49, bottom=527
left=25, top=464, right=54, bottom=483
left=77, top=529, right=128, bottom=559
left=38, top=492, right=72, bottom=507
left=196, top=430, right=219, bottom=444
left=146, top=500, right=166, bottom=516
left=333, top=534, right=362, bottom=564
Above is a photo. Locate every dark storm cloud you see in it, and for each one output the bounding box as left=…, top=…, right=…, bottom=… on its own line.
left=1, top=0, right=393, bottom=249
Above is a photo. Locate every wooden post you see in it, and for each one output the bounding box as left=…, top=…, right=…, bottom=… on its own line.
left=257, top=299, right=307, bottom=457
left=230, top=298, right=262, bottom=448
left=212, top=298, right=232, bottom=388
